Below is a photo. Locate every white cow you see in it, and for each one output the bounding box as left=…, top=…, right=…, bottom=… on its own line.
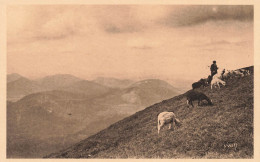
left=211, top=77, right=226, bottom=89
left=157, top=112, right=181, bottom=134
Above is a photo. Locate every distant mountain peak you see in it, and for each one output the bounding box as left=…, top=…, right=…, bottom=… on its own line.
left=7, top=73, right=24, bottom=83
left=38, top=74, right=82, bottom=81
left=35, top=74, right=83, bottom=90
left=8, top=73, right=22, bottom=77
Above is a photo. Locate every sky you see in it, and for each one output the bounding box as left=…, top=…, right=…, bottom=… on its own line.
left=7, top=5, right=253, bottom=88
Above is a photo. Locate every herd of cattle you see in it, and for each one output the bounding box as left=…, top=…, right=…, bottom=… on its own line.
left=157, top=66, right=253, bottom=134
left=192, top=67, right=252, bottom=90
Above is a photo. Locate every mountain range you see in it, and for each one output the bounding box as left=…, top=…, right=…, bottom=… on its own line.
left=7, top=73, right=181, bottom=158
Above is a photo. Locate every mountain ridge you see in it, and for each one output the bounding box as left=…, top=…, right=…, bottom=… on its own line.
left=7, top=77, right=181, bottom=158
left=93, top=77, right=134, bottom=89
left=35, top=74, right=83, bottom=90
left=7, top=73, right=24, bottom=83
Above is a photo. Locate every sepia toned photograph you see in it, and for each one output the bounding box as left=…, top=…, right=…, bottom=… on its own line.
left=6, top=4, right=254, bottom=159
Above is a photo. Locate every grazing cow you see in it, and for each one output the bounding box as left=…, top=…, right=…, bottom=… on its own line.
left=157, top=112, right=181, bottom=134
left=211, top=77, right=226, bottom=89
left=186, top=90, right=213, bottom=107
left=192, top=78, right=207, bottom=89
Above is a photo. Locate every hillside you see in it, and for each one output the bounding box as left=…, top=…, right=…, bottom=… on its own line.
left=7, top=79, right=180, bottom=158
left=7, top=74, right=109, bottom=101
left=91, top=79, right=181, bottom=114
left=7, top=77, right=43, bottom=101
left=125, top=79, right=180, bottom=106
left=7, top=90, right=127, bottom=158
left=46, top=71, right=253, bottom=158
left=35, top=74, right=82, bottom=90
left=7, top=73, right=23, bottom=83
left=59, top=80, right=113, bottom=98
left=7, top=90, right=87, bottom=158
left=95, top=79, right=180, bottom=106
left=93, top=77, right=134, bottom=89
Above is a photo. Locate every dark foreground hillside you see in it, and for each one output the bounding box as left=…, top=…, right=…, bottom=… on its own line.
left=47, top=73, right=253, bottom=158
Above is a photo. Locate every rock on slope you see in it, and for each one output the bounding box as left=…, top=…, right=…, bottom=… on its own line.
left=46, top=71, right=253, bottom=158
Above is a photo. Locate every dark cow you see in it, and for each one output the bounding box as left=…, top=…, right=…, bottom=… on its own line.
left=192, top=78, right=207, bottom=89
left=186, top=90, right=213, bottom=107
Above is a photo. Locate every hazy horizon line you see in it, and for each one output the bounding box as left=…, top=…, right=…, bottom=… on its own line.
left=7, top=72, right=197, bottom=83
left=7, top=63, right=253, bottom=81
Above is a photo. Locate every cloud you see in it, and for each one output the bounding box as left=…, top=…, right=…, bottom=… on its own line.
left=195, top=39, right=252, bottom=47
left=8, top=5, right=253, bottom=43
left=34, top=10, right=77, bottom=40
left=96, top=6, right=145, bottom=34
left=104, top=24, right=141, bottom=34
left=101, top=5, right=173, bottom=34
left=161, top=5, right=253, bottom=27
left=7, top=5, right=253, bottom=81
left=126, top=37, right=160, bottom=50
left=193, top=40, right=232, bottom=47
left=7, top=6, right=99, bottom=43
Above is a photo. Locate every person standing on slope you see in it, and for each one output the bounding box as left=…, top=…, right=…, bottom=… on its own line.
left=210, top=60, right=218, bottom=77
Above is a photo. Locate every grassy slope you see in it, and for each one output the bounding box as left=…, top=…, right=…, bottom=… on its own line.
left=47, top=74, right=253, bottom=158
